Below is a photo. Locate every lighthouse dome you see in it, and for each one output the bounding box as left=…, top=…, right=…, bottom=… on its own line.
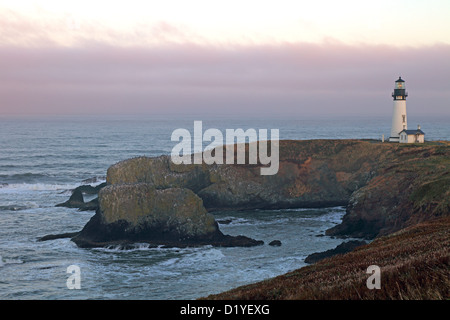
left=394, top=77, right=406, bottom=90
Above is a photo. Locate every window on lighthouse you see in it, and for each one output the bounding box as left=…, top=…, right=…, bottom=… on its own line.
left=402, top=115, right=406, bottom=123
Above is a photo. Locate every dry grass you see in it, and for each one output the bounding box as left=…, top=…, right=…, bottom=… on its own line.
left=204, top=216, right=450, bottom=300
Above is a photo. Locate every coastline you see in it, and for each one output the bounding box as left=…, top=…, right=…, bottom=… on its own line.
left=203, top=215, right=449, bottom=300
left=200, top=139, right=450, bottom=300
left=45, top=139, right=450, bottom=300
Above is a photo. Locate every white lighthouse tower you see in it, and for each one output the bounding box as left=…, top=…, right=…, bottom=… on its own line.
left=389, top=77, right=408, bottom=142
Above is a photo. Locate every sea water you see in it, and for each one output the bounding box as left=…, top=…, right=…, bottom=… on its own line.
left=0, top=114, right=448, bottom=299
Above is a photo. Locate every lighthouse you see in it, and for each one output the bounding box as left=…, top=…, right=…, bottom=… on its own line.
left=389, top=77, right=408, bottom=142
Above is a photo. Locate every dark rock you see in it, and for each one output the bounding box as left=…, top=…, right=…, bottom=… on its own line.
left=269, top=240, right=282, bottom=246
left=56, top=188, right=84, bottom=208
left=217, top=219, right=232, bottom=224
left=56, top=183, right=106, bottom=211
left=94, top=182, right=107, bottom=192
left=37, top=232, right=79, bottom=242
left=304, top=240, right=367, bottom=264
left=74, top=182, right=107, bottom=195
left=71, top=209, right=263, bottom=249
left=78, top=197, right=98, bottom=211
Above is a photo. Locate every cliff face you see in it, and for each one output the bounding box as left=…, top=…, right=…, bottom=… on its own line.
left=106, top=140, right=390, bottom=211
left=88, top=139, right=449, bottom=243
left=71, top=185, right=216, bottom=248
left=98, top=184, right=217, bottom=236
left=326, top=141, right=450, bottom=238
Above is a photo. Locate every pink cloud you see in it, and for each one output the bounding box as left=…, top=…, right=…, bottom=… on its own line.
left=0, top=8, right=205, bottom=48
left=0, top=42, right=449, bottom=117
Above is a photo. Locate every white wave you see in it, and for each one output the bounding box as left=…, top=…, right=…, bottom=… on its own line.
left=218, top=217, right=250, bottom=225
left=0, top=183, right=80, bottom=193
left=157, top=247, right=224, bottom=269
left=315, top=209, right=346, bottom=224
left=178, top=248, right=224, bottom=266
left=262, top=207, right=314, bottom=213
left=95, top=243, right=158, bottom=252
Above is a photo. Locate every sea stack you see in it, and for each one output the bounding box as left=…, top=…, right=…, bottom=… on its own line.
left=70, top=183, right=264, bottom=248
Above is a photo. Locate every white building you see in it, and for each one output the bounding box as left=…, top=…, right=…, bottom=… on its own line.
left=389, top=77, right=408, bottom=142
left=389, top=77, right=425, bottom=143
left=399, top=125, right=425, bottom=143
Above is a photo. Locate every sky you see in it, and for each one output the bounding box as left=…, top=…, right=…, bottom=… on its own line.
left=0, top=0, right=449, bottom=117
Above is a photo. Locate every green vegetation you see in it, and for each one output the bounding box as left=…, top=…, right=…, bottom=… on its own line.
left=410, top=178, right=450, bottom=215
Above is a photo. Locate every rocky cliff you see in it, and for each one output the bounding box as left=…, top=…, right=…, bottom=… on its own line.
left=106, top=140, right=386, bottom=212
left=102, top=139, right=449, bottom=240
left=52, top=139, right=449, bottom=248
left=71, top=184, right=264, bottom=248
left=326, top=141, right=449, bottom=238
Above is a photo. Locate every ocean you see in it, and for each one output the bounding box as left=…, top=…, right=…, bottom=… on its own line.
left=0, top=114, right=448, bottom=300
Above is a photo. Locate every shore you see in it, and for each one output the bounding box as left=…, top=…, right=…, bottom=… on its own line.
left=204, top=215, right=449, bottom=300
left=202, top=140, right=450, bottom=300
left=47, top=139, right=449, bottom=299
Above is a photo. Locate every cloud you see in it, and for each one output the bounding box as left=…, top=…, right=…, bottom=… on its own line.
left=0, top=7, right=205, bottom=47
left=0, top=41, right=449, bottom=117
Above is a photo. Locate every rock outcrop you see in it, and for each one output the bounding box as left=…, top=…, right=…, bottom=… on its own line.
left=304, top=240, right=367, bottom=264
left=105, top=140, right=387, bottom=212
left=269, top=240, right=282, bottom=247
left=102, top=140, right=449, bottom=239
left=56, top=183, right=106, bottom=211
left=326, top=142, right=450, bottom=238
left=71, top=183, right=263, bottom=248
left=52, top=139, right=449, bottom=248
left=56, top=187, right=85, bottom=208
